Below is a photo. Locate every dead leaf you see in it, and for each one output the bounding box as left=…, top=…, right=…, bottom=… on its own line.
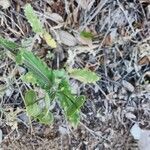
left=147, top=5, right=150, bottom=19
left=73, top=7, right=79, bottom=24
left=138, top=55, right=150, bottom=65
left=144, top=71, right=150, bottom=78
left=125, top=112, right=136, bottom=119
left=102, top=35, right=112, bottom=46
left=139, top=0, right=150, bottom=4
left=75, top=0, right=88, bottom=9
left=138, top=43, right=150, bottom=65
left=48, top=13, right=64, bottom=23
left=43, top=32, right=57, bottom=48
left=5, top=107, right=22, bottom=130
left=122, top=80, right=135, bottom=92
left=58, top=30, right=77, bottom=46
left=75, top=0, right=95, bottom=10
left=77, top=35, right=93, bottom=47
left=138, top=43, right=150, bottom=57
left=0, top=0, right=10, bottom=9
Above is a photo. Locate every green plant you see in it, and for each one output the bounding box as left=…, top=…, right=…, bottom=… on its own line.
left=0, top=4, right=100, bottom=126
left=24, top=4, right=57, bottom=48
left=80, top=31, right=94, bottom=39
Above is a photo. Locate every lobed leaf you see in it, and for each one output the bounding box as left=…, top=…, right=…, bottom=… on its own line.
left=18, top=49, right=54, bottom=90
left=24, top=4, right=57, bottom=48
left=24, top=4, right=43, bottom=34
left=0, top=36, right=87, bottom=127
left=0, top=36, right=19, bottom=54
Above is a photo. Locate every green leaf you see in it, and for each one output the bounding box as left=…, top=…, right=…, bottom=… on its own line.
left=37, top=110, right=54, bottom=124
left=15, top=51, right=23, bottom=64
left=24, top=4, right=57, bottom=48
left=58, top=80, right=74, bottom=108
left=57, top=79, right=84, bottom=126
left=21, top=37, right=34, bottom=48
left=26, top=103, right=41, bottom=117
left=69, top=112, right=80, bottom=128
left=24, top=4, right=43, bottom=34
left=18, top=49, right=54, bottom=89
left=25, top=90, right=41, bottom=117
left=0, top=36, right=19, bottom=54
left=53, top=69, right=67, bottom=79
left=67, top=96, right=85, bottom=117
left=68, top=68, right=100, bottom=84
left=80, top=31, right=94, bottom=39
left=25, top=90, right=37, bottom=105
left=22, top=72, right=37, bottom=85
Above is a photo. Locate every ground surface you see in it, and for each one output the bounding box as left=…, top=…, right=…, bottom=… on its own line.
left=0, top=0, right=150, bottom=150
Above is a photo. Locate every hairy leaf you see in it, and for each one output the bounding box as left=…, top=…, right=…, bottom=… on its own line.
left=18, top=49, right=54, bottom=89
left=24, top=4, right=57, bottom=48
left=69, top=68, right=100, bottom=83
left=0, top=36, right=19, bottom=54
left=24, top=4, right=43, bottom=34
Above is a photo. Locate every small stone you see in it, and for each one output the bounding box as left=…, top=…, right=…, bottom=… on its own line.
left=138, top=130, right=150, bottom=150
left=59, top=126, right=68, bottom=135
left=130, top=124, right=141, bottom=140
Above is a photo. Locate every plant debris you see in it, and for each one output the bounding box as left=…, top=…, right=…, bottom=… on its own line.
left=0, top=0, right=150, bottom=149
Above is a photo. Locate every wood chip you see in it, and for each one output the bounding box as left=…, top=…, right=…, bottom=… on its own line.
left=138, top=55, right=150, bottom=65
